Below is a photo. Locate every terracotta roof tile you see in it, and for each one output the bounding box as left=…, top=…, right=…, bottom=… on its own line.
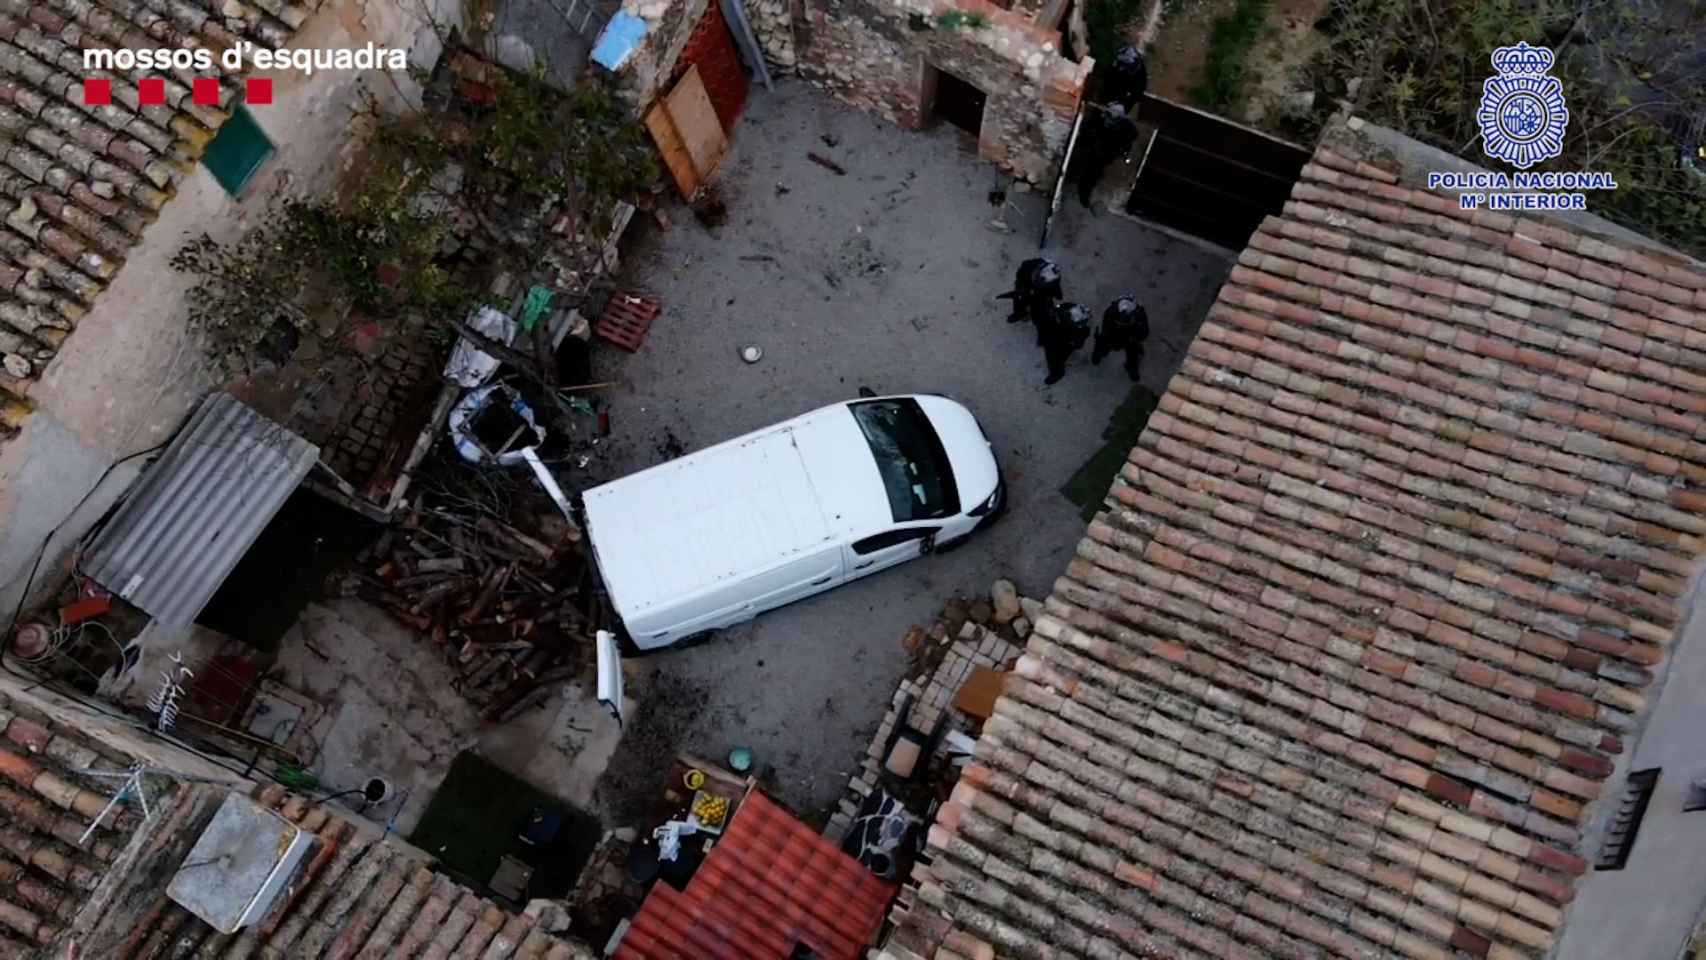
left=0, top=0, right=311, bottom=445
left=888, top=128, right=1706, bottom=958
left=24, top=752, right=603, bottom=960
left=618, top=791, right=893, bottom=960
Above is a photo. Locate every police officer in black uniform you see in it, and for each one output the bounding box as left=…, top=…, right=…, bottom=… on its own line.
left=1067, top=103, right=1139, bottom=209
left=1041, top=302, right=1092, bottom=385
left=998, top=258, right=1063, bottom=332
left=1099, top=45, right=1148, bottom=110
left=1092, top=295, right=1149, bottom=382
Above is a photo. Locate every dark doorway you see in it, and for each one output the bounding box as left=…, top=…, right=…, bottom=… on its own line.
left=197, top=489, right=379, bottom=652
left=410, top=750, right=600, bottom=900
left=1125, top=94, right=1310, bottom=249
left=929, top=65, right=986, bottom=136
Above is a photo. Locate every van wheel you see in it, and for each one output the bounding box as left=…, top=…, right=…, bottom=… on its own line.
left=675, top=630, right=719, bottom=650
left=621, top=630, right=718, bottom=657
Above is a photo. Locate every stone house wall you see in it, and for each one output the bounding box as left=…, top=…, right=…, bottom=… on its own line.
left=610, top=0, right=716, bottom=110
left=744, top=0, right=799, bottom=71
left=794, top=0, right=1089, bottom=184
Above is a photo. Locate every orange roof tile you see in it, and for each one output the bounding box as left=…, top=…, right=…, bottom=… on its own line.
left=887, top=124, right=1706, bottom=960
left=618, top=791, right=895, bottom=960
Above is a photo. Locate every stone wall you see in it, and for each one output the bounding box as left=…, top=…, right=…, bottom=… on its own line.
left=796, top=0, right=1089, bottom=184
left=611, top=0, right=716, bottom=110
left=743, top=0, right=800, bottom=71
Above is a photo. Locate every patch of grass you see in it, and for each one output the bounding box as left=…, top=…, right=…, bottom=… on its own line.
left=1086, top=0, right=1148, bottom=65
left=409, top=751, right=599, bottom=899
left=1190, top=0, right=1272, bottom=112
left=1061, top=385, right=1159, bottom=522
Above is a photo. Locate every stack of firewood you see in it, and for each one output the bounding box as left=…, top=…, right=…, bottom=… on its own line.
left=354, top=503, right=601, bottom=721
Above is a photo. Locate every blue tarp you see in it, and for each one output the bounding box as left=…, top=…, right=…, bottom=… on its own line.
left=592, top=10, right=648, bottom=71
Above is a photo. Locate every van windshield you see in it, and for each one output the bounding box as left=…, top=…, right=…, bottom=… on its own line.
left=850, top=399, right=958, bottom=521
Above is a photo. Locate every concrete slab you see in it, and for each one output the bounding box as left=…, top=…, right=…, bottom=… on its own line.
left=270, top=599, right=628, bottom=835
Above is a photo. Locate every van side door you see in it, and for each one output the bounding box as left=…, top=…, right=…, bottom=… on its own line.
left=749, top=543, right=847, bottom=614
left=847, top=526, right=940, bottom=580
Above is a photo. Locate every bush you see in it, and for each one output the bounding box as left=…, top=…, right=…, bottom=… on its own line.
left=1191, top=0, right=1272, bottom=112
left=1306, top=0, right=1706, bottom=257
left=1086, top=0, right=1149, bottom=66
left=172, top=66, right=658, bottom=379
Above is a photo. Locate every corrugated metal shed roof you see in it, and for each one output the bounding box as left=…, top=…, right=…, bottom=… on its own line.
left=84, top=393, right=320, bottom=629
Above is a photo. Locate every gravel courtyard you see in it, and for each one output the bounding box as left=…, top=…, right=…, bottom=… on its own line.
left=582, top=80, right=1232, bottom=820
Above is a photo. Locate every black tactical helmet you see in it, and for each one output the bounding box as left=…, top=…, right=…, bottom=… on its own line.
left=1035, top=260, right=1061, bottom=285
left=1115, top=45, right=1143, bottom=70
left=1110, top=296, right=1139, bottom=323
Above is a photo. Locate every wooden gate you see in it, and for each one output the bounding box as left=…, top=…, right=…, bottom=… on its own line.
left=1125, top=95, right=1310, bottom=250
left=646, top=65, right=729, bottom=199
left=671, top=0, right=749, bottom=132
left=646, top=1, right=751, bottom=200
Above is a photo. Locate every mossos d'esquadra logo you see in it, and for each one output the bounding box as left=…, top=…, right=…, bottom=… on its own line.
left=1477, top=41, right=1569, bottom=169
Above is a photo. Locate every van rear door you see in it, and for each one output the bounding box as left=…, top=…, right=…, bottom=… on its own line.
left=596, top=629, right=624, bottom=725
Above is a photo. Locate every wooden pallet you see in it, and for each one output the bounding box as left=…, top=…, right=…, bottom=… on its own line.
left=595, top=293, right=661, bottom=352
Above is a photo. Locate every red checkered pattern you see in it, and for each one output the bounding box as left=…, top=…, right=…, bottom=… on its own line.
left=82, top=78, right=273, bottom=106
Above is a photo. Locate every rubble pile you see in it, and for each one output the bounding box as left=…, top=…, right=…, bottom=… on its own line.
left=354, top=499, right=598, bottom=721
left=822, top=580, right=1038, bottom=840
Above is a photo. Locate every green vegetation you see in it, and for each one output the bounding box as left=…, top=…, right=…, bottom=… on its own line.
left=172, top=67, right=656, bottom=380
left=1190, top=0, right=1272, bottom=112
left=1086, top=0, right=1148, bottom=66
left=1300, top=0, right=1706, bottom=257
left=275, top=763, right=320, bottom=792
left=934, top=10, right=989, bottom=29
left=409, top=751, right=597, bottom=896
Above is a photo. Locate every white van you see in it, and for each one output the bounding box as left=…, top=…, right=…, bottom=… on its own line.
left=583, top=394, right=1003, bottom=667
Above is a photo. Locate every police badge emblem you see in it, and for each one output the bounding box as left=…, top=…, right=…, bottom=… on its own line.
left=1476, top=42, right=1569, bottom=169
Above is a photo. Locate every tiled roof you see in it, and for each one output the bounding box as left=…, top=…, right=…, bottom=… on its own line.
left=92, top=781, right=600, bottom=960
left=0, top=687, right=597, bottom=959
left=617, top=791, right=895, bottom=959
left=0, top=691, right=146, bottom=951
left=0, top=0, right=312, bottom=441
left=887, top=129, right=1706, bottom=960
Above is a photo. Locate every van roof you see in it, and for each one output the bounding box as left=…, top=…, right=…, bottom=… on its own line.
left=582, top=403, right=891, bottom=624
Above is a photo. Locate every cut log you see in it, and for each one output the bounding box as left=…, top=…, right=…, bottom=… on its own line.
left=460, top=563, right=513, bottom=625
left=476, top=517, right=555, bottom=562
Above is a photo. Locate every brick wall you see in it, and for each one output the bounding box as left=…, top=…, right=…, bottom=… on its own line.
left=672, top=1, right=752, bottom=130
left=323, top=328, right=440, bottom=493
